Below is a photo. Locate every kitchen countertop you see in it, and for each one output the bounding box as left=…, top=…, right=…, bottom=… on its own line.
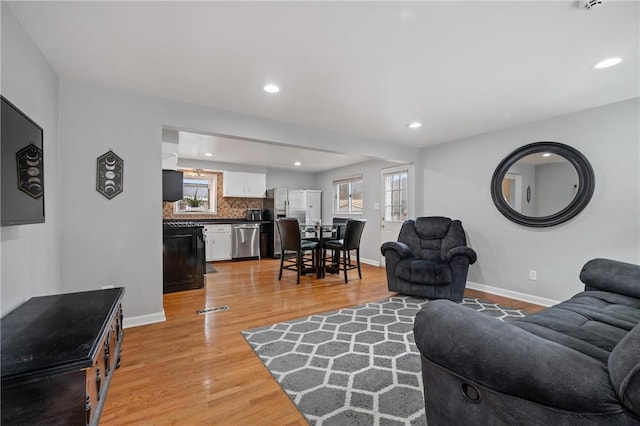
left=164, top=219, right=273, bottom=225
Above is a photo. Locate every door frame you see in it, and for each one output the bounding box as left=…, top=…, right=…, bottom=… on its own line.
left=380, top=164, right=415, bottom=266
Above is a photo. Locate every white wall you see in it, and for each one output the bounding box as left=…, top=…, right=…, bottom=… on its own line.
left=421, top=98, right=640, bottom=303
left=317, top=159, right=401, bottom=264
left=58, top=80, right=164, bottom=320
left=534, top=162, right=578, bottom=216
left=178, top=158, right=266, bottom=174
left=1, top=4, right=61, bottom=314
left=266, top=168, right=318, bottom=190
left=159, top=100, right=418, bottom=164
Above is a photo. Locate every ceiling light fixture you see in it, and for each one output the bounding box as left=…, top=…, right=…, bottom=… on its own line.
left=407, top=122, right=422, bottom=129
left=542, top=153, right=552, bottom=157
left=264, top=84, right=280, bottom=93
left=594, top=57, right=622, bottom=69
left=294, top=161, right=301, bottom=166
left=203, top=152, right=213, bottom=157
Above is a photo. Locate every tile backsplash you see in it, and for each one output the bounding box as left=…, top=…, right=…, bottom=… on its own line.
left=163, top=171, right=263, bottom=220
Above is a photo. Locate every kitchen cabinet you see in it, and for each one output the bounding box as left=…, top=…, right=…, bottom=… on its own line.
left=163, top=225, right=205, bottom=293
left=162, top=169, right=183, bottom=201
left=223, top=171, right=266, bottom=198
left=203, top=224, right=232, bottom=261
left=1, top=288, right=124, bottom=426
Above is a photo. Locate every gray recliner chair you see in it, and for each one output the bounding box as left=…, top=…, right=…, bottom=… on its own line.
left=380, top=216, right=477, bottom=302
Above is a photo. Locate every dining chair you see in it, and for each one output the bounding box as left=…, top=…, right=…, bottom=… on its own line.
left=276, top=218, right=319, bottom=284
left=330, top=217, right=349, bottom=241
left=320, top=217, right=349, bottom=267
left=322, top=219, right=366, bottom=283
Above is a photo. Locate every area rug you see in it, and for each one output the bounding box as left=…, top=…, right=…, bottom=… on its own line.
left=242, top=296, right=525, bottom=426
left=205, top=263, right=217, bottom=274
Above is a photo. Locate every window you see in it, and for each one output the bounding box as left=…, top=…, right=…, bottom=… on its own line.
left=174, top=174, right=217, bottom=214
left=334, top=176, right=363, bottom=214
left=384, top=170, right=408, bottom=221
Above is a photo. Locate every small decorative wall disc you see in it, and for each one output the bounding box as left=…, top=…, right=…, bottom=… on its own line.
left=96, top=150, right=123, bottom=199
left=16, top=143, right=44, bottom=199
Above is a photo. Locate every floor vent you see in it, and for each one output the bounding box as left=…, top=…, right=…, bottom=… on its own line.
left=197, top=305, right=230, bottom=315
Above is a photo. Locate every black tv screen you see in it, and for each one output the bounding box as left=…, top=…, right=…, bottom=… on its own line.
left=162, top=169, right=184, bottom=202
left=1, top=96, right=45, bottom=226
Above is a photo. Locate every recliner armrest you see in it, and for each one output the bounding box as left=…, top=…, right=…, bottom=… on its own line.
left=414, top=300, right=619, bottom=413
left=380, top=241, right=413, bottom=259
left=446, top=246, right=477, bottom=264
left=580, top=258, right=640, bottom=299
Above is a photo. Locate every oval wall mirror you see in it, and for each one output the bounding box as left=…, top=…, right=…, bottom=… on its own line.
left=491, top=142, right=595, bottom=227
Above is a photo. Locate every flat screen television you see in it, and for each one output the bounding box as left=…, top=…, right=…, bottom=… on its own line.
left=1, top=96, right=45, bottom=226
left=162, top=169, right=184, bottom=202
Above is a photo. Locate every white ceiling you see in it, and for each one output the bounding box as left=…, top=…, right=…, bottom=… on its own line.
left=175, top=131, right=368, bottom=172
left=7, top=1, right=639, bottom=170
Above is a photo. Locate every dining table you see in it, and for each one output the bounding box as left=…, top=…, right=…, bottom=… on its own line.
left=301, top=224, right=337, bottom=278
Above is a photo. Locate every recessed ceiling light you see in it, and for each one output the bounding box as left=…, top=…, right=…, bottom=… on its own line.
left=593, top=57, right=622, bottom=69
left=407, top=122, right=422, bottom=129
left=294, top=161, right=301, bottom=166
left=542, top=153, right=552, bottom=157
left=264, top=84, right=280, bottom=93
left=203, top=152, right=213, bottom=157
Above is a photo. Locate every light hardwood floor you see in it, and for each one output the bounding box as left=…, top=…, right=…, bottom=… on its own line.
left=101, top=259, right=543, bottom=425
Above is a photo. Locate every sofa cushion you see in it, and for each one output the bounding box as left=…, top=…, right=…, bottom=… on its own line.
left=396, top=259, right=452, bottom=285
left=512, top=291, right=640, bottom=363
left=608, top=322, right=640, bottom=416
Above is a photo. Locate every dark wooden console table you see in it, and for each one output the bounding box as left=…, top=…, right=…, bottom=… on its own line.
left=1, top=287, right=125, bottom=425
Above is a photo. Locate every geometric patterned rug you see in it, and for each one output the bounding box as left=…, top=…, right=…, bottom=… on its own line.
left=242, top=295, right=525, bottom=426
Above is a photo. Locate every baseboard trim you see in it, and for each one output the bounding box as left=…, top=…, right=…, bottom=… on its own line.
left=123, top=310, right=166, bottom=329
left=466, top=281, right=559, bottom=307
left=361, top=257, right=380, bottom=267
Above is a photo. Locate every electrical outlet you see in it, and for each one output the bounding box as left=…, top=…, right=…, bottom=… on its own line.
left=101, top=284, right=114, bottom=289
left=528, top=270, right=537, bottom=281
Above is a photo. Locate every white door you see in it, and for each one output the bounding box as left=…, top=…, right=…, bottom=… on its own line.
left=380, top=164, right=414, bottom=266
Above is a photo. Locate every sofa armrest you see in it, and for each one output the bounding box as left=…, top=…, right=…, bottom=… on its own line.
left=380, top=241, right=413, bottom=259
left=446, top=246, right=477, bottom=264
left=580, top=258, right=640, bottom=299
left=414, top=300, right=620, bottom=413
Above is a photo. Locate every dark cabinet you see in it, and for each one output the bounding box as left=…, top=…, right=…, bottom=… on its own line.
left=261, top=221, right=274, bottom=258
left=162, top=169, right=183, bottom=201
left=163, top=226, right=205, bottom=293
left=1, top=288, right=125, bottom=426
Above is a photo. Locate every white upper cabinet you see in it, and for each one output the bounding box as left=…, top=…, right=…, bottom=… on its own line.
left=223, top=171, right=266, bottom=198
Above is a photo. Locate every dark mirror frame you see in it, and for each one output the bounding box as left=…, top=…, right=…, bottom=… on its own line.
left=490, top=142, right=595, bottom=227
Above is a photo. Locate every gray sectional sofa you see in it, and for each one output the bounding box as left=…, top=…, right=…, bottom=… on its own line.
left=414, top=258, right=640, bottom=425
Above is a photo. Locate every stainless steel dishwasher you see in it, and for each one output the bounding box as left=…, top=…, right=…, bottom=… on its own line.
left=231, top=223, right=260, bottom=260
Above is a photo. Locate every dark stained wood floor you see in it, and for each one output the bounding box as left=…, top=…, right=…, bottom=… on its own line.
left=100, top=259, right=543, bottom=425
